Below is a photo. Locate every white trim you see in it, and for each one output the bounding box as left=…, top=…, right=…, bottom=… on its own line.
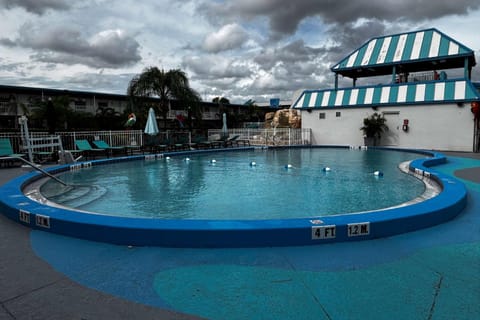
left=415, top=84, right=426, bottom=102
left=434, top=82, right=445, bottom=101
left=364, top=88, right=374, bottom=104
left=361, top=39, right=377, bottom=66
left=334, top=90, right=344, bottom=106
left=454, top=81, right=466, bottom=100
left=321, top=91, right=330, bottom=107
left=428, top=31, right=441, bottom=58
left=397, top=85, right=408, bottom=103
left=410, top=31, right=424, bottom=60
left=380, top=87, right=390, bottom=103
left=294, top=94, right=305, bottom=108
left=349, top=89, right=359, bottom=105
left=393, top=34, right=408, bottom=62
left=448, top=42, right=459, bottom=55
left=309, top=92, right=318, bottom=107
left=376, top=37, right=391, bottom=64
left=346, top=51, right=359, bottom=68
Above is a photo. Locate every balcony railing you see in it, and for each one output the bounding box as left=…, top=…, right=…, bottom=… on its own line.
left=167, top=110, right=219, bottom=120
left=0, top=102, right=16, bottom=115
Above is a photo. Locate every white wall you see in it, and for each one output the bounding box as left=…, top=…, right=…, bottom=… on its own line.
left=301, top=103, right=475, bottom=152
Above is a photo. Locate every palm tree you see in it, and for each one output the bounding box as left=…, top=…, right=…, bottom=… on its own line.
left=127, top=67, right=201, bottom=129
left=212, top=96, right=230, bottom=104
left=212, top=96, right=231, bottom=128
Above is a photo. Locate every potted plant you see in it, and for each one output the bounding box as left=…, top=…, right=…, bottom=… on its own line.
left=360, top=112, right=388, bottom=146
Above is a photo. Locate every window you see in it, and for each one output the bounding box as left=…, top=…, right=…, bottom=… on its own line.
left=319, top=113, right=326, bottom=119
left=74, top=100, right=86, bottom=111
left=336, top=112, right=341, bottom=117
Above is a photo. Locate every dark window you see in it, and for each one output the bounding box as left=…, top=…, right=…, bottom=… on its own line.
left=336, top=112, right=341, bottom=117
left=319, top=113, right=326, bottom=119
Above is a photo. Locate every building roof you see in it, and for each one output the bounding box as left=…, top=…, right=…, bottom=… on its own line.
left=292, top=79, right=480, bottom=109
left=331, top=28, right=476, bottom=78
left=0, top=84, right=129, bottom=100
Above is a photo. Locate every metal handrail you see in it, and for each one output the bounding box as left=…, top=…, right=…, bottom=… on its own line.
left=1, top=156, right=68, bottom=186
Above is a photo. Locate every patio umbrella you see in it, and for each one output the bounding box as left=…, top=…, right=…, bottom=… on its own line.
left=144, top=108, right=159, bottom=136
left=221, top=113, right=228, bottom=139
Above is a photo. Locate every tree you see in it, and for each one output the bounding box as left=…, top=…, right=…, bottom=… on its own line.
left=212, top=96, right=230, bottom=104
left=212, top=96, right=232, bottom=128
left=95, top=106, right=122, bottom=130
left=30, top=95, right=73, bottom=131
left=127, top=67, right=201, bottom=130
left=243, top=99, right=261, bottom=122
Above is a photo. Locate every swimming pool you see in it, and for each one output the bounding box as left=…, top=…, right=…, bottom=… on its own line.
left=40, top=148, right=425, bottom=220
left=0, top=146, right=468, bottom=247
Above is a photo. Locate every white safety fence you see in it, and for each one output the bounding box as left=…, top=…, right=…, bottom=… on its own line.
left=1, top=128, right=311, bottom=156
left=207, top=128, right=311, bottom=146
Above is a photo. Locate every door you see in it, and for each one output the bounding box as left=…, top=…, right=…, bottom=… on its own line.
left=382, top=111, right=400, bottom=146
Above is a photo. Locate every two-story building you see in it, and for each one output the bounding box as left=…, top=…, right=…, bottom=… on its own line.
left=0, top=85, right=277, bottom=130
left=292, top=28, right=480, bottom=152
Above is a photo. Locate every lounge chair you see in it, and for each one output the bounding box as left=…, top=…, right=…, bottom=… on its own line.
left=92, top=140, right=126, bottom=156
left=142, top=135, right=163, bottom=153
left=0, top=138, right=25, bottom=167
left=75, top=139, right=107, bottom=159
left=225, top=135, right=240, bottom=147
left=208, top=134, right=228, bottom=148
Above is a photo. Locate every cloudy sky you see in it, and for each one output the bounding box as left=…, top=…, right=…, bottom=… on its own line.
left=0, top=0, right=479, bottom=104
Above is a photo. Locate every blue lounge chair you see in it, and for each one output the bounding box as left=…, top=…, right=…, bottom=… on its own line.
left=75, top=139, right=107, bottom=159
left=92, top=140, right=126, bottom=156
left=0, top=138, right=25, bottom=167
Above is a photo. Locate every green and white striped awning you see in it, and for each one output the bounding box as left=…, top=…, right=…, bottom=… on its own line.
left=292, top=79, right=479, bottom=109
left=332, top=28, right=475, bottom=78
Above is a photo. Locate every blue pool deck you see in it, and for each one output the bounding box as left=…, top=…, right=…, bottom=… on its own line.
left=0, top=151, right=479, bottom=320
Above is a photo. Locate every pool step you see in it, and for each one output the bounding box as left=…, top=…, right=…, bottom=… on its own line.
left=47, top=185, right=107, bottom=208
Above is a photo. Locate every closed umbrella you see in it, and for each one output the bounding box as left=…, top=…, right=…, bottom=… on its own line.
left=221, top=113, right=228, bottom=139
left=46, top=98, right=56, bottom=134
left=144, top=108, right=159, bottom=135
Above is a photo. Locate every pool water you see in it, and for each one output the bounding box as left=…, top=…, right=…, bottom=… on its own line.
left=40, top=148, right=425, bottom=220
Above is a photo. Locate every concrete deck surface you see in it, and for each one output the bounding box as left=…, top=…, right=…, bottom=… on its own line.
left=0, top=150, right=478, bottom=319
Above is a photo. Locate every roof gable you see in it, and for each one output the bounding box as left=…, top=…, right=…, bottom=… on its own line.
left=332, top=28, right=475, bottom=78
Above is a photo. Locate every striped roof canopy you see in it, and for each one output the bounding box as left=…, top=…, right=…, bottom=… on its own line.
left=292, top=79, right=479, bottom=109
left=332, top=28, right=476, bottom=79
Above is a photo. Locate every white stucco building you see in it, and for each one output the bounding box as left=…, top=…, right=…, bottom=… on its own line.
left=292, top=28, right=480, bottom=152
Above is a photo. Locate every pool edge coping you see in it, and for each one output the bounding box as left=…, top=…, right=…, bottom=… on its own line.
left=0, top=146, right=468, bottom=247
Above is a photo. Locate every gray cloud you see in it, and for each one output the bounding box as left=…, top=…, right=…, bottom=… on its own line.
left=0, top=0, right=71, bottom=14
left=63, top=72, right=135, bottom=94
left=199, top=0, right=480, bottom=37
left=182, top=55, right=252, bottom=80
left=1, top=0, right=479, bottom=105
left=4, top=24, right=141, bottom=68
left=182, top=38, right=334, bottom=102
left=254, top=39, right=327, bottom=70
left=203, top=23, right=249, bottom=53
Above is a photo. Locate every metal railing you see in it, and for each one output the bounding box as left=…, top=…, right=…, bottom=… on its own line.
left=167, top=110, right=219, bottom=120
left=0, top=130, right=145, bottom=154
left=1, top=128, right=311, bottom=156
left=207, top=128, right=311, bottom=146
